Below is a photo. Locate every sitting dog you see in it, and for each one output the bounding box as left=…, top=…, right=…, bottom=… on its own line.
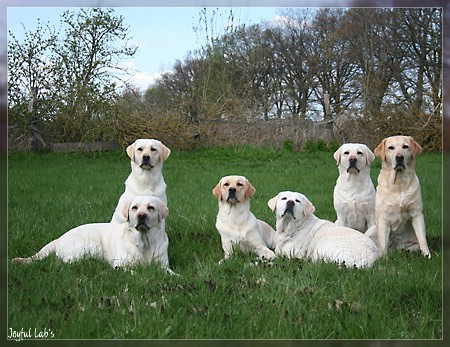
left=213, top=175, right=276, bottom=262
left=268, top=191, right=379, bottom=268
left=12, top=196, right=175, bottom=273
left=111, top=139, right=171, bottom=224
left=333, top=143, right=376, bottom=232
left=365, top=135, right=431, bottom=258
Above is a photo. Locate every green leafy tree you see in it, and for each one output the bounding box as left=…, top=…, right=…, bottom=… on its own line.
left=8, top=20, right=58, bottom=150
left=8, top=8, right=137, bottom=149
left=52, top=8, right=137, bottom=141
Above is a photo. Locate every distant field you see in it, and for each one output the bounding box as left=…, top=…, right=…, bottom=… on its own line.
left=7, top=147, right=442, bottom=339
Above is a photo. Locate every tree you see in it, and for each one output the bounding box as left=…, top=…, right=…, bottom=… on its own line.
left=276, top=9, right=316, bottom=119
left=52, top=8, right=137, bottom=141
left=308, top=8, right=359, bottom=121
left=8, top=8, right=137, bottom=148
left=395, top=8, right=442, bottom=114
left=7, top=20, right=58, bottom=150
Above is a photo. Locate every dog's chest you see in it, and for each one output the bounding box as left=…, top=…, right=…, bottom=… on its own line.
left=216, top=211, right=254, bottom=240
left=381, top=190, right=419, bottom=232
left=275, top=222, right=312, bottom=257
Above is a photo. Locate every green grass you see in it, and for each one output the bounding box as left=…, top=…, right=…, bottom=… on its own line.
left=7, top=147, right=442, bottom=339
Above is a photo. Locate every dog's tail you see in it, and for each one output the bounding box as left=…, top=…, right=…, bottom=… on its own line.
left=11, top=239, right=59, bottom=264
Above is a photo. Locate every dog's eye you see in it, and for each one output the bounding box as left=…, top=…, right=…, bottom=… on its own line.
left=357, top=151, right=363, bottom=155
left=137, top=147, right=143, bottom=152
left=131, top=206, right=138, bottom=210
left=151, top=147, right=157, bottom=152
left=402, top=145, right=409, bottom=149
left=295, top=199, right=301, bottom=203
left=223, top=183, right=230, bottom=187
left=343, top=151, right=349, bottom=155
left=281, top=197, right=287, bottom=200
left=148, top=205, right=155, bottom=210
left=388, top=146, right=395, bottom=150
left=237, top=182, right=243, bottom=187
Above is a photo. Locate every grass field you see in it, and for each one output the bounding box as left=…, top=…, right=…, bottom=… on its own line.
left=7, top=146, right=442, bottom=340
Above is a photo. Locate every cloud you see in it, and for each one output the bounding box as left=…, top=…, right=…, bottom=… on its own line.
left=111, top=61, right=171, bottom=92
left=126, top=70, right=166, bottom=91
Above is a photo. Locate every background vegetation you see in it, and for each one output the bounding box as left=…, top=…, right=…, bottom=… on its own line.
left=7, top=7, right=442, bottom=152
left=8, top=147, right=442, bottom=339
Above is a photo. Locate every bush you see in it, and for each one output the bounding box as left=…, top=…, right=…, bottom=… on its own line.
left=304, top=139, right=329, bottom=152
left=282, top=138, right=295, bottom=152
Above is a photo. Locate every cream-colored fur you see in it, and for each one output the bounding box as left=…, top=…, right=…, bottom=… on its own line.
left=365, top=135, right=431, bottom=258
left=12, top=196, right=175, bottom=273
left=111, top=139, right=171, bottom=224
left=213, top=175, right=276, bottom=262
left=269, top=191, right=379, bottom=268
left=333, top=143, right=376, bottom=232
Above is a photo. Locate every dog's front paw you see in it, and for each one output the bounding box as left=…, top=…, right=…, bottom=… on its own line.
left=166, top=268, right=180, bottom=276
left=423, top=251, right=431, bottom=259
left=259, top=249, right=276, bottom=261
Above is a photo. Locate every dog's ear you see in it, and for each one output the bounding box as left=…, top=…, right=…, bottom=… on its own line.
left=126, top=142, right=136, bottom=161
left=303, top=198, right=316, bottom=217
left=122, top=201, right=131, bottom=222
left=160, top=143, right=171, bottom=162
left=333, top=146, right=342, bottom=165
left=212, top=181, right=222, bottom=201
left=374, top=139, right=387, bottom=161
left=365, top=146, right=376, bottom=165
left=245, top=179, right=256, bottom=200
left=267, top=194, right=279, bottom=212
left=157, top=199, right=169, bottom=222
left=409, top=136, right=422, bottom=158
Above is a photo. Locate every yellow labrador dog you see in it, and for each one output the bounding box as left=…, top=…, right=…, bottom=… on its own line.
left=111, top=139, right=171, bottom=224
left=268, top=191, right=379, bottom=268
left=333, top=143, right=376, bottom=232
left=12, top=196, right=175, bottom=273
left=213, top=175, right=276, bottom=262
left=366, top=135, right=431, bottom=258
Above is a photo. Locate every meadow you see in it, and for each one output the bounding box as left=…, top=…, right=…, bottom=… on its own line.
left=7, top=146, right=442, bottom=340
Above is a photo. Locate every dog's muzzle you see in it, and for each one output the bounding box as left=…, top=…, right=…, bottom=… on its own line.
left=136, top=214, right=150, bottom=233
left=226, top=188, right=239, bottom=204
left=346, top=157, right=360, bottom=173
left=140, top=155, right=154, bottom=170
left=394, top=154, right=406, bottom=170
left=281, top=200, right=296, bottom=219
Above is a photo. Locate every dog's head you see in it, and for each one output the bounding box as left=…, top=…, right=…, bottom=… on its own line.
left=122, top=196, right=169, bottom=232
left=268, top=191, right=315, bottom=221
left=374, top=135, right=422, bottom=171
left=333, top=143, right=375, bottom=174
left=212, top=175, right=256, bottom=205
left=126, top=139, right=171, bottom=170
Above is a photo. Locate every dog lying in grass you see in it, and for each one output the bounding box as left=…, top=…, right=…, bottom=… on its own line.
left=268, top=191, right=379, bottom=268
left=12, top=196, right=175, bottom=274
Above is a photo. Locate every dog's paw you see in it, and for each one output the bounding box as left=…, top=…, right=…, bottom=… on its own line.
left=166, top=268, right=180, bottom=276
left=423, top=251, right=432, bottom=259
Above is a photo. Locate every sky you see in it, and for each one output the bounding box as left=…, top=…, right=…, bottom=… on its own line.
left=2, top=0, right=446, bottom=93
left=6, top=6, right=284, bottom=92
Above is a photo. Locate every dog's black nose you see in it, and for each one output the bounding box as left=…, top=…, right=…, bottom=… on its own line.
left=286, top=200, right=295, bottom=207
left=396, top=154, right=404, bottom=162
left=229, top=187, right=236, bottom=193
left=143, top=155, right=150, bottom=161
left=349, top=157, right=357, bottom=164
left=137, top=213, right=147, bottom=221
